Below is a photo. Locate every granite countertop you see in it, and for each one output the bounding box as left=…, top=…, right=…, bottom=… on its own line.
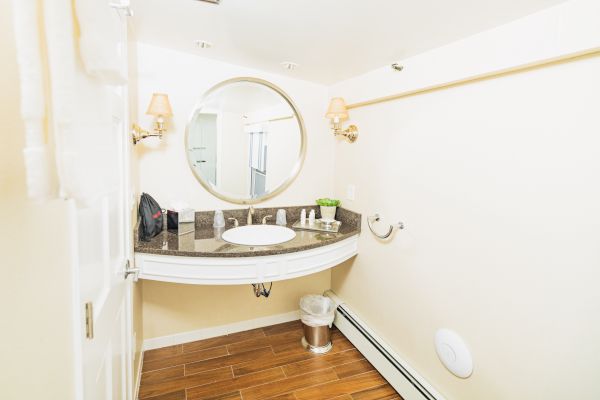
left=134, top=206, right=361, bottom=258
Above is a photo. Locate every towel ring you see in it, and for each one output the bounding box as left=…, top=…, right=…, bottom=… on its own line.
left=367, top=214, right=404, bottom=239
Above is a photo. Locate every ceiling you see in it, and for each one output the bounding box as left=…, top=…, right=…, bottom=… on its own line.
left=130, top=0, right=566, bottom=85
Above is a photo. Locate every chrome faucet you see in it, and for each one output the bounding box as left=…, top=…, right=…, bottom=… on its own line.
left=227, top=217, right=239, bottom=227
left=247, top=206, right=255, bottom=225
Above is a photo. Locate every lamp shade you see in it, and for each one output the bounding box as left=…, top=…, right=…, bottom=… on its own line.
left=325, top=97, right=349, bottom=120
left=146, top=93, right=173, bottom=117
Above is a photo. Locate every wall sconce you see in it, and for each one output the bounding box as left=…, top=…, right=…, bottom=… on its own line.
left=326, top=97, right=358, bottom=143
left=132, top=93, right=173, bottom=145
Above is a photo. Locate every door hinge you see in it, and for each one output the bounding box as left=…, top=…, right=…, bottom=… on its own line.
left=85, top=302, right=94, bottom=339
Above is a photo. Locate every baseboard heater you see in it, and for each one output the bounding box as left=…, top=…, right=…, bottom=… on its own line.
left=324, top=290, right=445, bottom=400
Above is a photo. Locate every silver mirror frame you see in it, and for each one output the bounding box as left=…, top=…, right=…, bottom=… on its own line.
left=185, top=77, right=307, bottom=205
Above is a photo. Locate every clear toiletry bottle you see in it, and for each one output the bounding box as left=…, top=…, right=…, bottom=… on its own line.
left=213, top=210, right=225, bottom=228
left=309, top=209, right=316, bottom=225
left=300, top=209, right=306, bottom=225
left=276, top=209, right=287, bottom=226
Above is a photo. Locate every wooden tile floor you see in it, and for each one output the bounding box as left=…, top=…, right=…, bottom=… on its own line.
left=139, top=320, right=402, bottom=400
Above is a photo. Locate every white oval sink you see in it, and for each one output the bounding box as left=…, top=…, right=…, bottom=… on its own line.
left=222, top=225, right=296, bottom=246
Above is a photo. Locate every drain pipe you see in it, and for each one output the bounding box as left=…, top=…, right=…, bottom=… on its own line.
left=251, top=282, right=273, bottom=298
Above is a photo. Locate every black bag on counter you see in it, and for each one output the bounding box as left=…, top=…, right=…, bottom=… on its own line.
left=139, top=193, right=163, bottom=241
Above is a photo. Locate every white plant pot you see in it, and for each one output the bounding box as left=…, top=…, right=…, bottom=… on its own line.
left=320, top=206, right=337, bottom=222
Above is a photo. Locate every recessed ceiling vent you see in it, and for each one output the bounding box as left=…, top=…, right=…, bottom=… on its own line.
left=195, top=0, right=220, bottom=4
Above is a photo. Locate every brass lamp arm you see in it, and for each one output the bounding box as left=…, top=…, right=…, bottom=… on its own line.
left=333, top=125, right=358, bottom=143
left=131, top=123, right=163, bottom=145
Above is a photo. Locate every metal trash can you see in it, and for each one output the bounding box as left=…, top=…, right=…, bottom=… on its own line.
left=300, top=295, right=335, bottom=354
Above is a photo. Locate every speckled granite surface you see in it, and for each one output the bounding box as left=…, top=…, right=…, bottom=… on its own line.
left=135, top=205, right=361, bottom=258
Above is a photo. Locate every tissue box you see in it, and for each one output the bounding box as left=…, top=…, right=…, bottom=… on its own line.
left=167, top=208, right=195, bottom=235
left=178, top=208, right=195, bottom=223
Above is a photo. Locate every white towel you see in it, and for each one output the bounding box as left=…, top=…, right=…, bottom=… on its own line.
left=43, top=0, right=77, bottom=201
left=12, top=0, right=127, bottom=205
left=44, top=0, right=126, bottom=207
left=11, top=0, right=55, bottom=200
left=75, top=0, right=127, bottom=85
left=23, top=146, right=53, bottom=200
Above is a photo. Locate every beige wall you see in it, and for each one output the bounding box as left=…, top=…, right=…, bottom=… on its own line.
left=0, top=0, right=74, bottom=398
left=143, top=271, right=330, bottom=339
left=330, top=52, right=600, bottom=400
left=330, top=4, right=600, bottom=397
left=134, top=43, right=335, bottom=340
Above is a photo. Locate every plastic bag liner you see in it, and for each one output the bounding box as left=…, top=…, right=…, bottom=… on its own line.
left=139, top=193, right=163, bottom=241
left=300, top=295, right=335, bottom=327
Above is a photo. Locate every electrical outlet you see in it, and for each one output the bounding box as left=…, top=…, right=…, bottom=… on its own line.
left=346, top=184, right=356, bottom=201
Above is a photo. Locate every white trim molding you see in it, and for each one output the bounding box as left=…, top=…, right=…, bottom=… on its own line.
left=143, top=310, right=300, bottom=351
left=135, top=235, right=358, bottom=285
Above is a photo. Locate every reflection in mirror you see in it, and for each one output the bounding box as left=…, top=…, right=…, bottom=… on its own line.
left=186, top=78, right=305, bottom=204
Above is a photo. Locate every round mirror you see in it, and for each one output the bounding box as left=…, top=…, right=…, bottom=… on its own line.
left=186, top=78, right=306, bottom=204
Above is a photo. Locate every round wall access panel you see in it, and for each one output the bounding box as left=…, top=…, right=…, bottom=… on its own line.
left=435, top=328, right=473, bottom=378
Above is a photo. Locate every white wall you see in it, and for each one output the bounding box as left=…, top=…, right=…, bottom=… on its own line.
left=330, top=1, right=600, bottom=399
left=135, top=43, right=334, bottom=340
left=218, top=111, right=248, bottom=195
left=135, top=42, right=334, bottom=210
left=244, top=104, right=300, bottom=192
left=266, top=118, right=300, bottom=189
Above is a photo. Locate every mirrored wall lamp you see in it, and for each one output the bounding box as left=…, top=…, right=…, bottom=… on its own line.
left=326, top=97, right=358, bottom=143
left=131, top=93, right=173, bottom=145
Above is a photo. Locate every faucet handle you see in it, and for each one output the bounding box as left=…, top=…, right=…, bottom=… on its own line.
left=262, top=215, right=273, bottom=224
left=227, top=217, right=239, bottom=227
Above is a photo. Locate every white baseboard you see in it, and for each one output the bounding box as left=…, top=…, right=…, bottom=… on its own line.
left=324, top=290, right=446, bottom=400
left=143, top=310, right=300, bottom=351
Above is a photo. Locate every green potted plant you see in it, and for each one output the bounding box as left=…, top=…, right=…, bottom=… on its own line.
left=316, top=198, right=341, bottom=222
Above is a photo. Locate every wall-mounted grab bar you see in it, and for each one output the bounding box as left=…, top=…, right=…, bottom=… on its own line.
left=367, top=214, right=404, bottom=239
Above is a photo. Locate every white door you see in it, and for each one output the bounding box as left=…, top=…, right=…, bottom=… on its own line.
left=73, top=162, right=130, bottom=400
left=66, top=3, right=133, bottom=400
